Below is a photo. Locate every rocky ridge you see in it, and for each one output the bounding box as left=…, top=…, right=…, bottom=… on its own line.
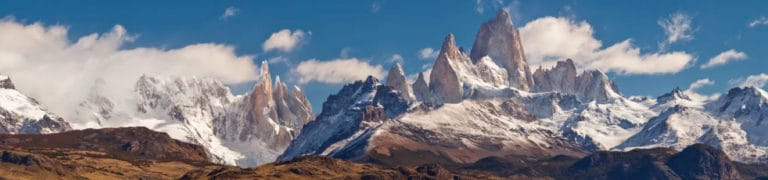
left=74, top=61, right=314, bottom=167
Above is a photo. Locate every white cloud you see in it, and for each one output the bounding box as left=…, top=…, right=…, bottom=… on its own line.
left=292, top=58, right=385, bottom=84
left=686, top=78, right=714, bottom=92
left=220, top=7, right=239, bottom=20
left=262, top=29, right=307, bottom=52
left=701, top=49, right=748, bottom=69
left=417, top=48, right=438, bottom=60
left=0, top=19, right=259, bottom=124
left=387, top=54, right=404, bottom=64
left=731, top=73, right=768, bottom=88
left=749, top=16, right=768, bottom=27
left=519, top=16, right=694, bottom=74
left=658, top=12, right=694, bottom=46
left=685, top=78, right=719, bottom=101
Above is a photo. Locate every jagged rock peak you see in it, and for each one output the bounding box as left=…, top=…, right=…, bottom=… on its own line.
left=412, top=72, right=431, bottom=102
left=494, top=9, right=513, bottom=25
left=657, top=87, right=691, bottom=104
left=0, top=75, right=15, bottom=89
left=430, top=35, right=464, bottom=103
left=385, top=63, right=415, bottom=101
left=469, top=9, right=532, bottom=91
left=533, top=59, right=578, bottom=94
left=439, top=33, right=461, bottom=60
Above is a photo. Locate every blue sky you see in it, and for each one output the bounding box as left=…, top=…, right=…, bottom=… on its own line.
left=1, top=0, right=767, bottom=113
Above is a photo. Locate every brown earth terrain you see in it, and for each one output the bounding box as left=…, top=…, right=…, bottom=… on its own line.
left=2, top=127, right=768, bottom=179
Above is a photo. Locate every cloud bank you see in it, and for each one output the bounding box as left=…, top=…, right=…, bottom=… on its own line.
left=292, top=58, right=385, bottom=84
left=0, top=19, right=259, bottom=124
left=519, top=16, right=694, bottom=74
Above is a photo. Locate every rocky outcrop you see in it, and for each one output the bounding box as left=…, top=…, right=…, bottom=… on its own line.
left=0, top=76, right=71, bottom=134
left=273, top=76, right=314, bottom=137
left=0, top=75, right=14, bottom=89
left=533, top=59, right=578, bottom=95
left=532, top=59, right=620, bottom=103
left=575, top=70, right=621, bottom=103
left=385, top=63, right=415, bottom=101
left=656, top=87, right=691, bottom=104
left=412, top=72, right=431, bottom=102
left=429, top=34, right=464, bottom=103
left=470, top=10, right=533, bottom=91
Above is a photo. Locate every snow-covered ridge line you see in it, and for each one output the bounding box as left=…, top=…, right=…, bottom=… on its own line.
left=0, top=75, right=71, bottom=134
left=73, top=61, right=314, bottom=167
left=279, top=9, right=768, bottom=166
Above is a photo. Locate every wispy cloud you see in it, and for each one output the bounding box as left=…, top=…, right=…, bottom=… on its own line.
left=474, top=0, right=521, bottom=21
left=519, top=16, right=694, bottom=74
left=262, top=29, right=308, bottom=52
left=687, top=78, right=714, bottom=92
left=386, top=54, right=404, bottom=64
left=219, top=6, right=239, bottom=20
left=658, top=12, right=694, bottom=47
left=370, top=2, right=382, bottom=13
left=700, top=49, right=748, bottom=69
left=730, top=73, right=768, bottom=88
left=749, top=16, right=768, bottom=27
left=417, top=48, right=438, bottom=60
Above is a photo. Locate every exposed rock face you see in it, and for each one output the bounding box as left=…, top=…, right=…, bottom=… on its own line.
left=0, top=75, right=14, bottom=89
left=575, top=70, right=621, bottom=103
left=429, top=34, right=464, bottom=103
left=77, top=62, right=313, bottom=166
left=412, top=72, right=431, bottom=102
left=273, top=77, right=314, bottom=137
left=278, top=76, right=409, bottom=161
left=0, top=75, right=71, bottom=134
left=656, top=87, right=691, bottom=104
left=385, top=63, right=415, bottom=101
left=532, top=59, right=620, bottom=103
left=533, top=59, right=578, bottom=95
left=706, top=87, right=768, bottom=147
left=470, top=10, right=533, bottom=91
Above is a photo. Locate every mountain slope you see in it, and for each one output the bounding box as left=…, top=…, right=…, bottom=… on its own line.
left=73, top=62, right=313, bottom=167
left=0, top=75, right=71, bottom=134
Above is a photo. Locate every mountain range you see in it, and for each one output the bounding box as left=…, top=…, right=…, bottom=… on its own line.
left=1, top=9, right=768, bottom=179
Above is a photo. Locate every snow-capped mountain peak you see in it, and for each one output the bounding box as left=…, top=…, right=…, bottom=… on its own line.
left=0, top=75, right=71, bottom=134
